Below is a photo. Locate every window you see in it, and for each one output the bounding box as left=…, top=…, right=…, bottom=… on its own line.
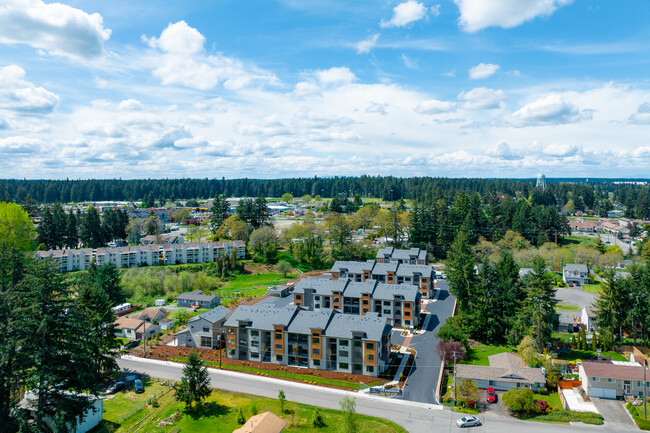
left=203, top=327, right=209, bottom=333
left=404, top=311, right=411, bottom=317
left=313, top=359, right=320, bottom=366
left=340, top=340, right=349, bottom=347
left=366, top=366, right=374, bottom=373
left=367, top=354, right=374, bottom=361
left=339, top=350, right=349, bottom=358
left=592, top=377, right=600, bottom=382
left=200, top=336, right=212, bottom=347
left=362, top=299, right=368, bottom=305
left=276, top=355, right=283, bottom=361
left=228, top=328, right=234, bottom=335
left=250, top=352, right=259, bottom=359
left=639, top=381, right=645, bottom=387
left=275, top=332, right=282, bottom=340
left=313, top=348, right=320, bottom=355
left=312, top=336, right=320, bottom=344
left=354, top=341, right=362, bottom=348
left=227, top=339, right=235, bottom=345
left=608, top=378, right=616, bottom=383
left=354, top=364, right=362, bottom=370
left=251, top=330, right=259, bottom=337
left=366, top=342, right=374, bottom=350
left=276, top=344, right=282, bottom=350
left=339, top=362, right=349, bottom=369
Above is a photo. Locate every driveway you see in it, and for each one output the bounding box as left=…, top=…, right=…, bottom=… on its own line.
left=555, top=287, right=597, bottom=309
left=592, top=398, right=638, bottom=431
left=401, top=280, right=456, bottom=404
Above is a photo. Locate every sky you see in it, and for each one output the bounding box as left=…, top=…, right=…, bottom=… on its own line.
left=1, top=0, right=650, bottom=180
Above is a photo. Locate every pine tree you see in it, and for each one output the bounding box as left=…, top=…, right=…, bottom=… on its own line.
left=65, top=211, right=79, bottom=249
left=446, top=230, right=477, bottom=312
left=89, top=263, right=125, bottom=305
left=313, top=406, right=326, bottom=428
left=79, top=205, right=106, bottom=248
left=210, top=195, right=230, bottom=234
left=522, top=256, right=557, bottom=351
left=174, top=350, right=212, bottom=410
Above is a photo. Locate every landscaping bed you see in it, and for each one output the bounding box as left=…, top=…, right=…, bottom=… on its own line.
left=627, top=402, right=650, bottom=430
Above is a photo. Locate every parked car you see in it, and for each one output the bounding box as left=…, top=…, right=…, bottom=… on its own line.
left=567, top=282, right=574, bottom=287
left=456, top=416, right=481, bottom=428
left=486, top=387, right=496, bottom=403
left=106, top=381, right=125, bottom=394
left=134, top=379, right=144, bottom=394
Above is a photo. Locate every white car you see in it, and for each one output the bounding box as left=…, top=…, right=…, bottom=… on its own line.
left=456, top=416, right=481, bottom=428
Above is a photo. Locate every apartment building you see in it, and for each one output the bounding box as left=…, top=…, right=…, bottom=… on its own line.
left=293, top=277, right=421, bottom=327
left=331, top=259, right=434, bottom=298
left=376, top=247, right=428, bottom=264
left=35, top=241, right=246, bottom=272
left=224, top=304, right=391, bottom=377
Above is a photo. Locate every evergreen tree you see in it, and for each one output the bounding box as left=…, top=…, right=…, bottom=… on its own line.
left=253, top=195, right=270, bottom=228
left=594, top=268, right=629, bottom=344
left=174, top=350, right=212, bottom=410
left=65, top=210, right=79, bottom=248
left=79, top=205, right=106, bottom=248
left=446, top=231, right=477, bottom=312
left=89, top=263, right=125, bottom=306
left=37, top=207, right=56, bottom=249
left=522, top=256, right=557, bottom=351
left=210, top=195, right=230, bottom=234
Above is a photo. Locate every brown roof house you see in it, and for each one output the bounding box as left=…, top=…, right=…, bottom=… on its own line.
left=455, top=352, right=546, bottom=392
left=114, top=317, right=160, bottom=340
left=579, top=360, right=649, bottom=399
left=233, top=411, right=287, bottom=433
left=136, top=307, right=168, bottom=322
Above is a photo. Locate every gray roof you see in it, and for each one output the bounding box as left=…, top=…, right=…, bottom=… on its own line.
left=343, top=281, right=376, bottom=298
left=456, top=352, right=545, bottom=384
left=224, top=304, right=298, bottom=330
left=331, top=260, right=375, bottom=274
left=188, top=306, right=231, bottom=324
left=176, top=290, right=219, bottom=302
left=325, top=312, right=391, bottom=342
left=293, top=278, right=348, bottom=295
left=287, top=309, right=333, bottom=334
left=557, top=310, right=579, bottom=325
left=376, top=247, right=426, bottom=261
left=371, top=262, right=398, bottom=275
left=564, top=264, right=588, bottom=273
left=395, top=264, right=433, bottom=277
left=372, top=283, right=420, bottom=302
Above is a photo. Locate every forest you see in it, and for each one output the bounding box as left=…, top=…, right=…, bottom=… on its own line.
left=2, top=177, right=650, bottom=219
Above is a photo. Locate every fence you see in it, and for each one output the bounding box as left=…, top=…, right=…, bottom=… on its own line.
left=558, top=379, right=582, bottom=390
left=115, top=387, right=173, bottom=423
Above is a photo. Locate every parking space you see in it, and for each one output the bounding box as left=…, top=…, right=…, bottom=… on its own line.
left=592, top=398, right=638, bottom=431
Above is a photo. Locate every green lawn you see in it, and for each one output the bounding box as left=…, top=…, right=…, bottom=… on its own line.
left=460, top=345, right=515, bottom=366
left=102, top=378, right=168, bottom=423
left=582, top=283, right=602, bottom=294
left=551, top=332, right=574, bottom=343
left=534, top=392, right=562, bottom=410
left=555, top=304, right=581, bottom=311
left=99, top=387, right=406, bottom=433
left=557, top=349, right=627, bottom=362
left=218, top=273, right=295, bottom=293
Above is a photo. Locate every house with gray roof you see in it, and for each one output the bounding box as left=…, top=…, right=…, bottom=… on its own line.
left=455, top=352, right=546, bottom=392
left=294, top=277, right=420, bottom=327
left=376, top=247, right=428, bottom=264
left=175, top=306, right=231, bottom=349
left=563, top=264, right=589, bottom=286
left=176, top=290, right=220, bottom=308
left=224, top=304, right=391, bottom=377
left=330, top=258, right=434, bottom=298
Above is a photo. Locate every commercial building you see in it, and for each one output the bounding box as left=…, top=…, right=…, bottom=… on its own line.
left=330, top=258, right=434, bottom=298
left=224, top=304, right=391, bottom=377
left=293, top=277, right=421, bottom=327
left=36, top=241, right=246, bottom=272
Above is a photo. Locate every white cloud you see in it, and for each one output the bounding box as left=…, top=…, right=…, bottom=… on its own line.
left=431, top=4, right=441, bottom=16
left=486, top=140, right=523, bottom=160
left=145, top=21, right=277, bottom=91
left=469, top=63, right=500, bottom=80
left=509, top=94, right=591, bottom=126
left=454, top=0, right=573, bottom=32
left=118, top=99, right=143, bottom=111
left=0, top=65, right=59, bottom=115
left=458, top=87, right=506, bottom=110
left=365, top=102, right=388, bottom=115
left=356, top=33, right=380, bottom=54
left=315, top=67, right=356, bottom=86
left=414, top=99, right=456, bottom=114
left=0, top=136, right=44, bottom=154
left=0, top=0, right=110, bottom=58
left=381, top=1, right=428, bottom=28
left=629, top=102, right=650, bottom=125
left=401, top=54, right=419, bottom=70
left=94, top=77, right=108, bottom=89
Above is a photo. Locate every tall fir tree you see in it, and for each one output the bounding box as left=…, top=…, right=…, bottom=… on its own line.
left=522, top=256, right=558, bottom=351
left=210, top=195, right=230, bottom=234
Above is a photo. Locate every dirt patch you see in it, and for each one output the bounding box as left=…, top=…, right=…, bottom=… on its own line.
left=287, top=270, right=328, bottom=285
left=141, top=345, right=385, bottom=389
left=242, top=262, right=276, bottom=274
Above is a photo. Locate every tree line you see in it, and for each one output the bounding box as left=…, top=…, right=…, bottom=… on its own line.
left=37, top=204, right=129, bottom=250
left=0, top=202, right=124, bottom=432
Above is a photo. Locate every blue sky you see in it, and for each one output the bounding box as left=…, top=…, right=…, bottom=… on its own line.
left=1, top=0, right=650, bottom=179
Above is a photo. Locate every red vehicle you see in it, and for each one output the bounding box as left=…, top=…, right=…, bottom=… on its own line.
left=486, top=387, right=497, bottom=403
left=567, top=282, right=574, bottom=287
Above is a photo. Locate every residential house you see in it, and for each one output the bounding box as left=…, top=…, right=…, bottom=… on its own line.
left=563, top=264, right=589, bottom=286
left=224, top=304, right=391, bottom=377
left=376, top=247, right=428, bottom=264
left=293, top=277, right=421, bottom=327
left=579, top=360, right=649, bottom=399
left=557, top=311, right=580, bottom=333
left=455, top=352, right=546, bottom=392
left=18, top=390, right=103, bottom=433
left=233, top=412, right=287, bottom=433
left=159, top=318, right=173, bottom=331
left=114, top=317, right=160, bottom=340
left=581, top=306, right=598, bottom=332
left=176, top=290, right=220, bottom=308
left=175, top=306, right=231, bottom=348
left=136, top=307, right=167, bottom=323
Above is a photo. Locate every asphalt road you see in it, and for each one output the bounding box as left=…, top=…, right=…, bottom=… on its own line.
left=555, top=286, right=597, bottom=309
left=116, top=356, right=636, bottom=433
left=402, top=281, right=455, bottom=404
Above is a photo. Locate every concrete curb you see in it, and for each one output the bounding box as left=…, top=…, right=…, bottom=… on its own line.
left=120, top=355, right=443, bottom=411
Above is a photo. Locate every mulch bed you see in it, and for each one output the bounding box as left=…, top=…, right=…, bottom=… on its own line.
left=136, top=344, right=386, bottom=390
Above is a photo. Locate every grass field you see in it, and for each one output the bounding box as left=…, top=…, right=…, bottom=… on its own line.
left=557, top=349, right=627, bottom=362
left=460, top=345, right=515, bottom=366
left=215, top=272, right=296, bottom=303
left=514, top=392, right=603, bottom=425
left=102, top=378, right=169, bottom=423
left=98, top=386, right=406, bottom=433
left=555, top=304, right=581, bottom=311
left=582, top=282, right=602, bottom=294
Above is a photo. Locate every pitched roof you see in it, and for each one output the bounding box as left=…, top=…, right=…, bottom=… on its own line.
left=293, top=277, right=348, bottom=295
left=176, top=290, right=219, bottom=302
left=581, top=361, right=646, bottom=381
left=325, top=312, right=390, bottom=342
left=137, top=307, right=167, bottom=320
left=456, top=352, right=545, bottom=384
left=233, top=411, right=287, bottom=433
left=564, top=264, right=588, bottom=273
left=372, top=282, right=420, bottom=302
left=188, top=306, right=231, bottom=324
left=224, top=304, right=298, bottom=330
left=395, top=263, right=433, bottom=277
left=114, top=317, right=156, bottom=331
left=331, top=260, right=375, bottom=274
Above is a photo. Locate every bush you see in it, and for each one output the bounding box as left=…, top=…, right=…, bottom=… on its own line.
left=503, top=388, right=537, bottom=415
left=538, top=387, right=548, bottom=395
left=636, top=416, right=650, bottom=431
left=534, top=399, right=549, bottom=414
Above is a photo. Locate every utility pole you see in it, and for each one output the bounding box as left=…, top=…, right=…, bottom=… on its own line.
left=453, top=351, right=458, bottom=410
left=645, top=359, right=647, bottom=419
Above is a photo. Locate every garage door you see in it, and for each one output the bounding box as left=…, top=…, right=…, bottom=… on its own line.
left=591, top=388, right=616, bottom=399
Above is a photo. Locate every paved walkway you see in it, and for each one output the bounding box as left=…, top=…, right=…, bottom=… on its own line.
left=561, top=388, right=599, bottom=413
left=393, top=336, right=412, bottom=382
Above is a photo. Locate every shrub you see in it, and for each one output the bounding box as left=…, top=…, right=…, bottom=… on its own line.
left=503, top=388, right=537, bottom=415
left=237, top=408, right=246, bottom=424
left=538, top=387, right=548, bottom=395
left=534, top=399, right=549, bottom=414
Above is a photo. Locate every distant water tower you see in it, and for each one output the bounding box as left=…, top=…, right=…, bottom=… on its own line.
left=536, top=173, right=546, bottom=190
